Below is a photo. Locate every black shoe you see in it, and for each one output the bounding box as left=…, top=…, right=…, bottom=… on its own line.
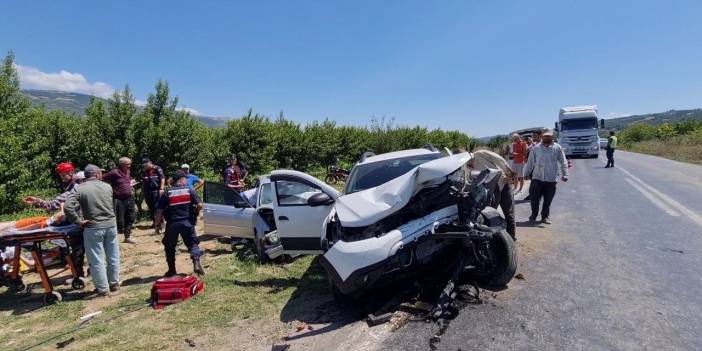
left=164, top=270, right=177, bottom=277
left=528, top=217, right=537, bottom=224
left=193, top=260, right=205, bottom=276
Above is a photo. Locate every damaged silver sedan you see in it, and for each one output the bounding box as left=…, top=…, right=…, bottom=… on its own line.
left=202, top=148, right=517, bottom=299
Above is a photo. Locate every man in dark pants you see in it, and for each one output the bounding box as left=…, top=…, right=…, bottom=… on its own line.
left=141, top=158, right=165, bottom=234
left=605, top=131, right=618, bottom=168
left=154, top=171, right=205, bottom=277
left=103, top=157, right=137, bottom=244
left=23, top=162, right=86, bottom=278
left=462, top=149, right=517, bottom=240
left=524, top=130, right=569, bottom=224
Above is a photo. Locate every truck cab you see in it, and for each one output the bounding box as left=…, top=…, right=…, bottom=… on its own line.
left=556, top=105, right=604, bottom=158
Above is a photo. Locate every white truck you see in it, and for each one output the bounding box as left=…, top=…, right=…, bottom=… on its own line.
left=556, top=105, right=604, bottom=158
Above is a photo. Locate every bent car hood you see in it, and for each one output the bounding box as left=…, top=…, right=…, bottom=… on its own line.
left=335, top=153, right=471, bottom=227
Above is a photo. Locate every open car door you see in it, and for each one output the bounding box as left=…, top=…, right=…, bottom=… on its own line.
left=269, top=171, right=340, bottom=254
left=202, top=182, right=256, bottom=239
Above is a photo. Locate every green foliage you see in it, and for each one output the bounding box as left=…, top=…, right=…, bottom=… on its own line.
left=619, top=119, right=702, bottom=145
left=0, top=52, right=475, bottom=214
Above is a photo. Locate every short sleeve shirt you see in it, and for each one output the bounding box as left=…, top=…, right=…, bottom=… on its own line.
left=142, top=166, right=165, bottom=192
left=185, top=174, right=201, bottom=189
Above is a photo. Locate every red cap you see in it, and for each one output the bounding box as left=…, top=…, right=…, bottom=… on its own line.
left=55, top=162, right=75, bottom=174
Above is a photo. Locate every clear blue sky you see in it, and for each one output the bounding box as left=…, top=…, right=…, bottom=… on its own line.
left=2, top=1, right=701, bottom=136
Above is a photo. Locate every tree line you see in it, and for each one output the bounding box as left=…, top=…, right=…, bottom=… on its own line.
left=0, top=52, right=475, bottom=214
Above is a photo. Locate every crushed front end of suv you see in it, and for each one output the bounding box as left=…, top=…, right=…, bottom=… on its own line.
left=321, top=150, right=518, bottom=298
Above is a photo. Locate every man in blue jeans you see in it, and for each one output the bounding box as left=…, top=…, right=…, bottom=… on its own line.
left=64, top=164, right=120, bottom=297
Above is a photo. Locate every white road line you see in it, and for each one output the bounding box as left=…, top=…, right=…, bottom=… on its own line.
left=616, top=164, right=702, bottom=228
left=624, top=178, right=681, bottom=217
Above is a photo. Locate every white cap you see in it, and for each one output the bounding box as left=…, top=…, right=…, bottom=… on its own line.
left=181, top=163, right=190, bottom=169
left=75, top=171, right=86, bottom=180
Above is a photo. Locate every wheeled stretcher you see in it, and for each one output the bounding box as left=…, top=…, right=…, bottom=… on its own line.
left=0, top=225, right=84, bottom=304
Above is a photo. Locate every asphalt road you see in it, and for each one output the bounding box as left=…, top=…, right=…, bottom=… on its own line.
left=377, top=150, right=702, bottom=351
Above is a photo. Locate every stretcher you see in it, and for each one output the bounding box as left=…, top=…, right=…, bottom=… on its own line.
left=0, top=225, right=84, bottom=304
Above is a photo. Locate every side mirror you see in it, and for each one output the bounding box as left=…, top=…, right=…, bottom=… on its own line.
left=600, top=119, right=605, bottom=129
left=308, top=192, right=334, bottom=207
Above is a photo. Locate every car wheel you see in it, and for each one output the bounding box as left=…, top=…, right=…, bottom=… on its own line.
left=483, top=229, right=517, bottom=287
left=253, top=232, right=270, bottom=263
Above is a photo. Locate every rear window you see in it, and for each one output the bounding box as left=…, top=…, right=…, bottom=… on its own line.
left=345, top=153, right=441, bottom=194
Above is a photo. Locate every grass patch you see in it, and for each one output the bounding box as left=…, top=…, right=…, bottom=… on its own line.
left=623, top=134, right=702, bottom=165
left=0, top=243, right=325, bottom=351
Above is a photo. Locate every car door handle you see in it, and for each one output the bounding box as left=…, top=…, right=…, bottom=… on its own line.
left=278, top=216, right=289, bottom=221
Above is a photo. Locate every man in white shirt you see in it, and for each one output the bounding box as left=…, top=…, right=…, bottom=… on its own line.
left=523, top=130, right=569, bottom=224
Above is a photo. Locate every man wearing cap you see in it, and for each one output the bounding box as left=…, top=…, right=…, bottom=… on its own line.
left=103, top=157, right=137, bottom=244
left=23, top=162, right=87, bottom=278
left=154, top=170, right=205, bottom=277
left=141, top=158, right=165, bottom=233
left=64, top=165, right=120, bottom=297
left=181, top=164, right=205, bottom=191
left=523, top=129, right=569, bottom=224
left=224, top=154, right=248, bottom=192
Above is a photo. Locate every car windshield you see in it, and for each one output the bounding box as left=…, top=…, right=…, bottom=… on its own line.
left=345, top=153, right=441, bottom=194
left=561, top=118, right=598, bottom=130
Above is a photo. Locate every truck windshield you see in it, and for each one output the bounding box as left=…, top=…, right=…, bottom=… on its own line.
left=561, top=118, right=597, bottom=131
left=345, top=153, right=441, bottom=194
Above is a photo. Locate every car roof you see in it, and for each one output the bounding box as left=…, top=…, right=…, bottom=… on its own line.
left=360, top=148, right=441, bottom=165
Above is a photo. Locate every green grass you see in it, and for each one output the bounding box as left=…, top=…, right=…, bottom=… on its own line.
left=623, top=134, right=702, bottom=165
left=0, top=245, right=327, bottom=351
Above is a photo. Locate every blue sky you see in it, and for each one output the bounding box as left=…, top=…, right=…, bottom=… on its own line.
left=2, top=1, right=701, bottom=136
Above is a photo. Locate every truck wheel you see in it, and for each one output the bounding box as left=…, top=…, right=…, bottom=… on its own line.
left=484, top=229, right=517, bottom=287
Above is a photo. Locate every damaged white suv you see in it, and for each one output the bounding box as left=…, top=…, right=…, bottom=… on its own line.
left=202, top=147, right=517, bottom=298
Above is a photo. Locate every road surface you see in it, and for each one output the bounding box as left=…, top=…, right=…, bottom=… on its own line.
left=286, top=150, right=702, bottom=351
left=372, top=150, right=702, bottom=350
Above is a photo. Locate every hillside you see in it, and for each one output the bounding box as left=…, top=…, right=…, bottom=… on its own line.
left=605, top=108, right=702, bottom=130
left=21, top=89, right=232, bottom=128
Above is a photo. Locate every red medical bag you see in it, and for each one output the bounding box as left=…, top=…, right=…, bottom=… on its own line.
left=151, top=275, right=205, bottom=309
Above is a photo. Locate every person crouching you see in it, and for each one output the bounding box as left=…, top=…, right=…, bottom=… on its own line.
left=154, top=171, right=205, bottom=277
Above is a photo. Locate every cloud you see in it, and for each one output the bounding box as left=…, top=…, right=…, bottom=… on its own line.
left=15, top=64, right=115, bottom=99
left=177, top=106, right=202, bottom=115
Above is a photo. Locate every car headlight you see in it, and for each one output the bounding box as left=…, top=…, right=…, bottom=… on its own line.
left=265, top=231, right=280, bottom=244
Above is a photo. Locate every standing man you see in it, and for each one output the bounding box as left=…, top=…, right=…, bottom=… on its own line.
left=141, top=158, right=165, bottom=233
left=511, top=134, right=527, bottom=194
left=605, top=131, right=618, bottom=168
left=224, top=154, right=248, bottom=192
left=103, top=157, right=137, bottom=244
left=23, top=162, right=86, bottom=279
left=154, top=171, right=205, bottom=277
left=523, top=130, right=569, bottom=224
left=465, top=149, right=517, bottom=240
left=64, top=165, right=120, bottom=297
left=181, top=164, right=205, bottom=191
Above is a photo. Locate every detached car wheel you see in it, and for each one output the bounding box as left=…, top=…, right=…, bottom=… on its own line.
left=483, top=229, right=518, bottom=287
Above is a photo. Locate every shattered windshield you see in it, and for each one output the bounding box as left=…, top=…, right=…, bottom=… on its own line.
left=345, top=153, right=442, bottom=194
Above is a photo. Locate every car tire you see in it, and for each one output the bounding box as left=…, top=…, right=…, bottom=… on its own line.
left=253, top=231, right=270, bottom=263
left=484, top=229, right=517, bottom=287
left=328, top=275, right=353, bottom=304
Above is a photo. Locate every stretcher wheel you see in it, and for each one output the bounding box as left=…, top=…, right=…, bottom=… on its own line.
left=71, top=277, right=86, bottom=290
left=44, top=291, right=62, bottom=305
left=10, top=279, right=27, bottom=294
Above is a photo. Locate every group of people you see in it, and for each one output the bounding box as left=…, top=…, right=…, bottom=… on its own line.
left=465, top=128, right=569, bottom=242
left=15, top=158, right=213, bottom=297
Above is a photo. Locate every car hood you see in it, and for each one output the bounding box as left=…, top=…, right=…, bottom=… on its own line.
left=335, top=153, right=471, bottom=227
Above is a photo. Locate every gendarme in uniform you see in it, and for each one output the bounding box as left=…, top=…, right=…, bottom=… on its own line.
left=155, top=171, right=204, bottom=276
